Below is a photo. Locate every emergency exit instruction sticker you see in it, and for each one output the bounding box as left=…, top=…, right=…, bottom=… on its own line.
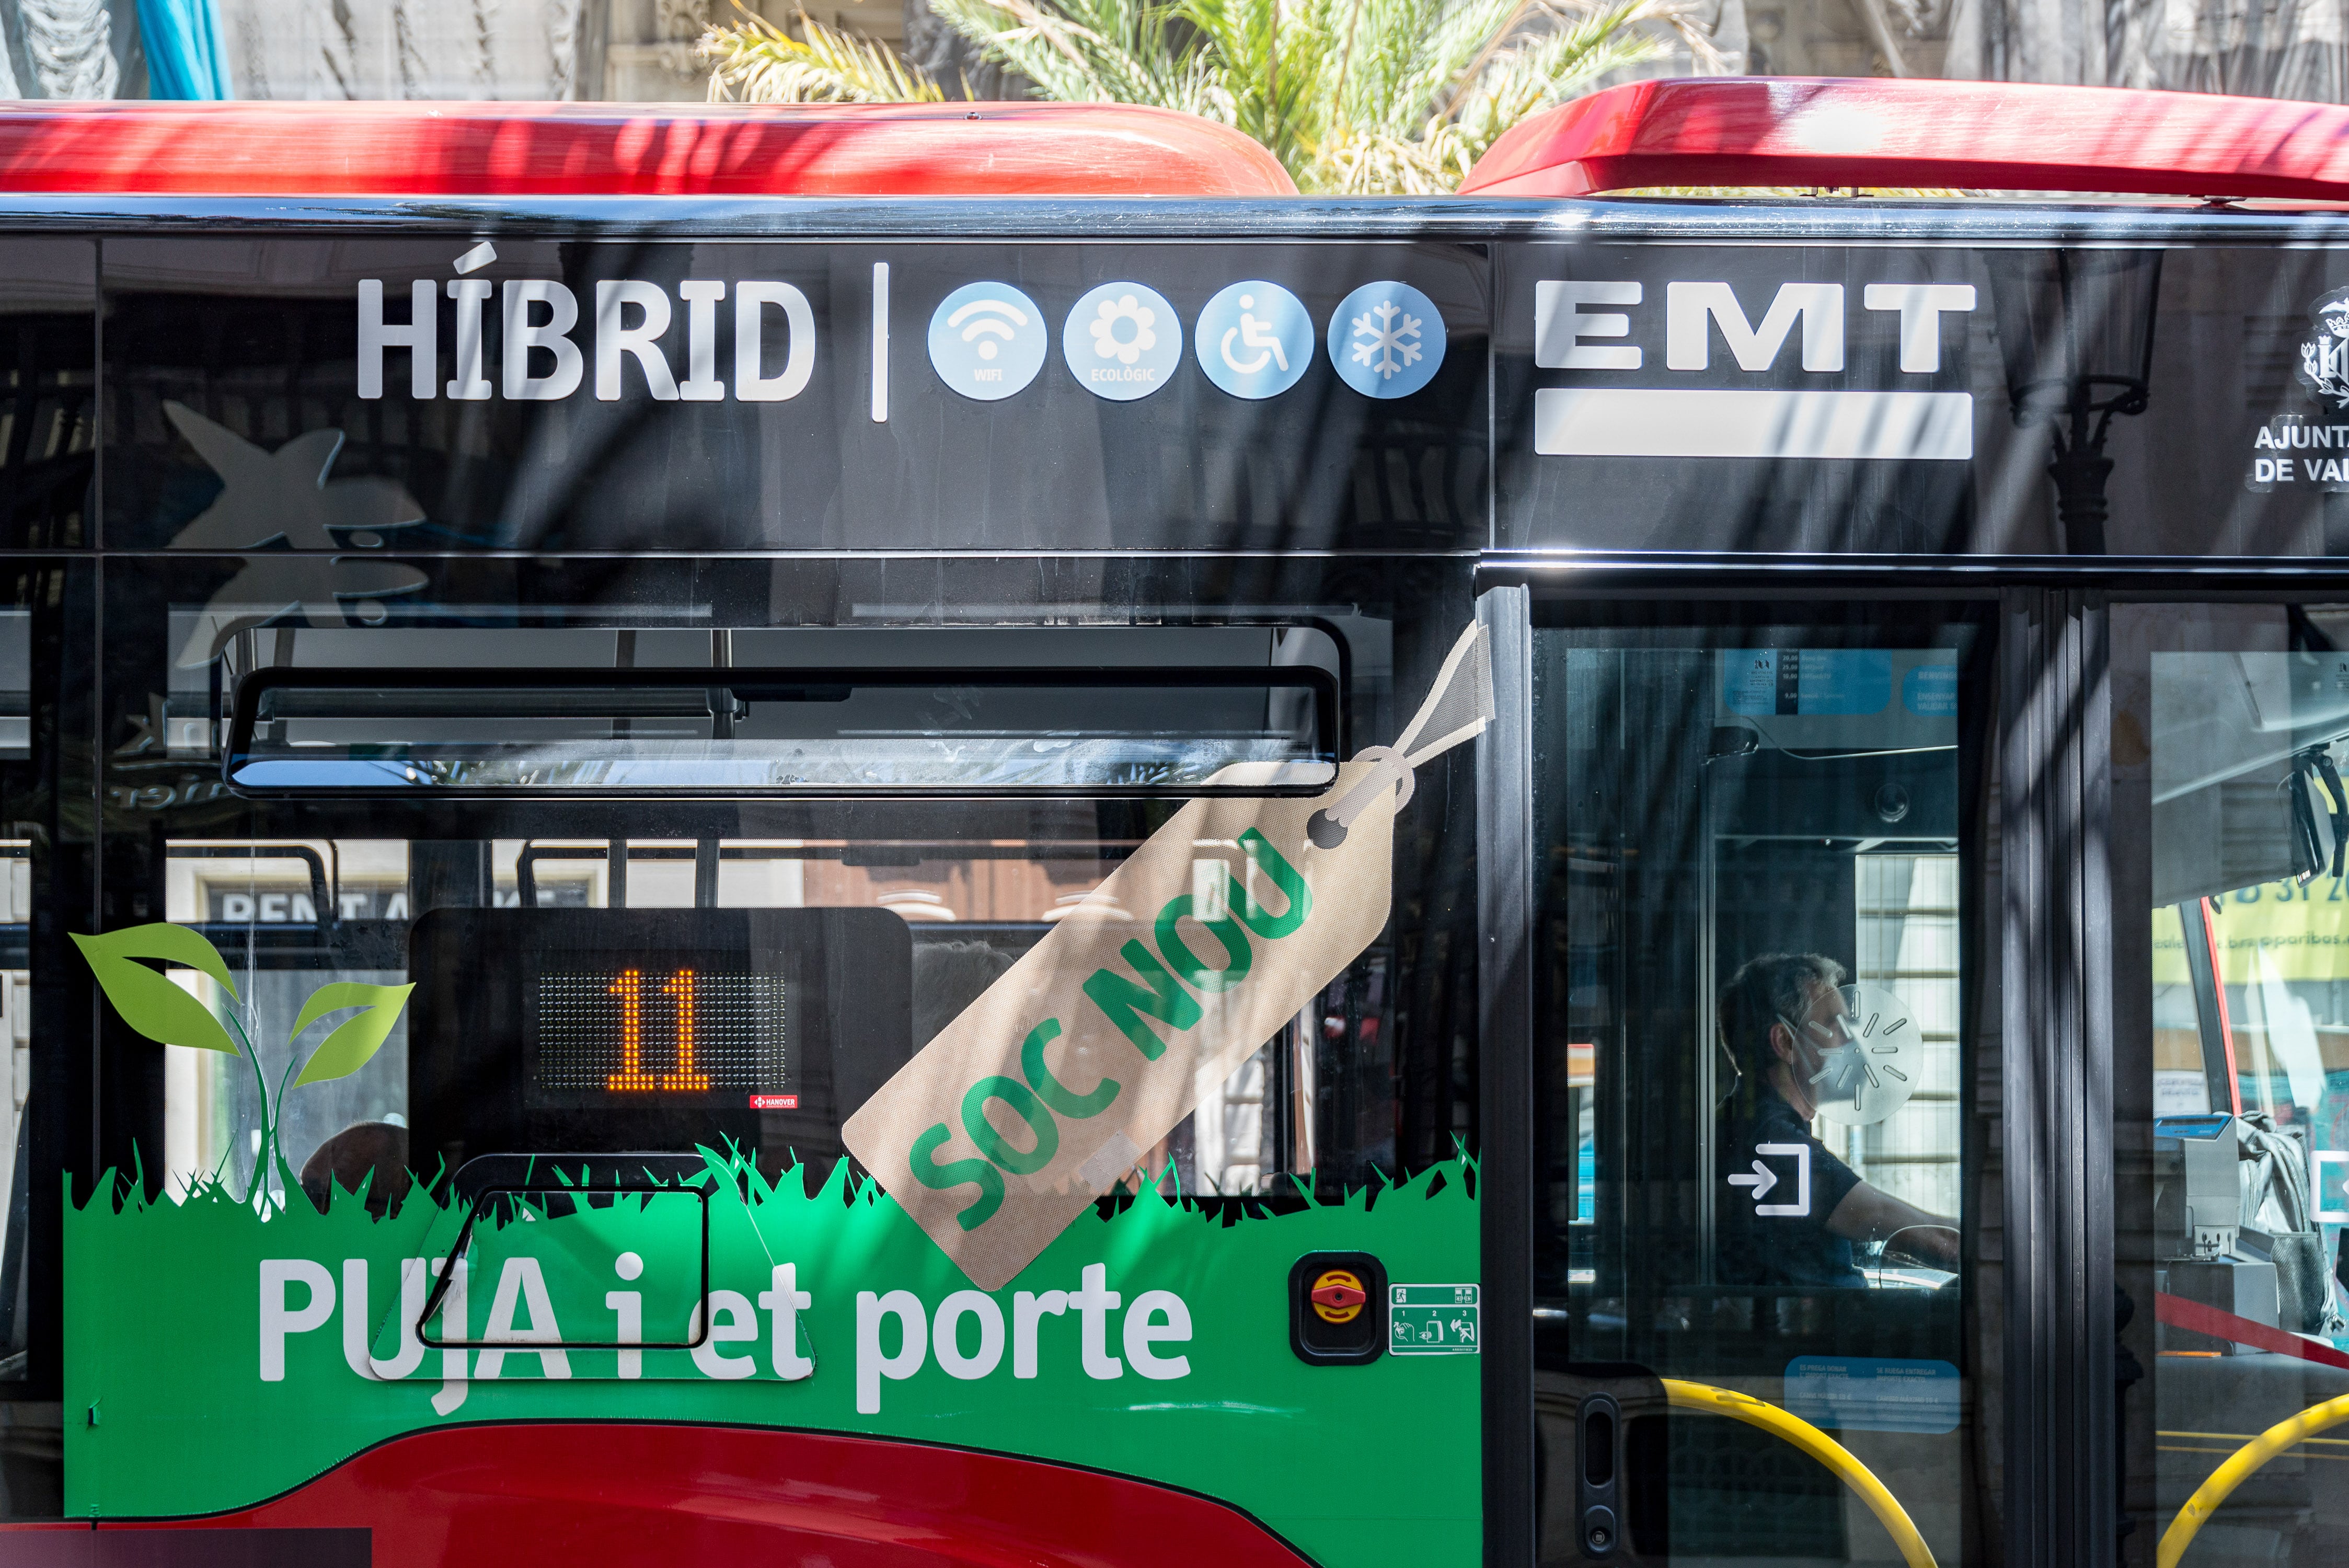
left=1389, top=1283, right=1479, bottom=1355
left=1784, top=1356, right=1960, bottom=1434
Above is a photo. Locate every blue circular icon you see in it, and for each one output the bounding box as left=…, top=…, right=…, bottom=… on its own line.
left=1195, top=281, right=1314, bottom=400
left=1062, top=282, right=1182, bottom=401
left=1328, top=281, right=1447, bottom=399
left=929, top=282, right=1049, bottom=401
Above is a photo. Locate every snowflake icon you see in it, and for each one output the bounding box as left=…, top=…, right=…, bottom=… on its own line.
left=1350, top=298, right=1424, bottom=379
left=1329, top=280, right=1446, bottom=400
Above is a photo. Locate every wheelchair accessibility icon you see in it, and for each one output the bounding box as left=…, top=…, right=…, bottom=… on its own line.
left=1196, top=281, right=1314, bottom=399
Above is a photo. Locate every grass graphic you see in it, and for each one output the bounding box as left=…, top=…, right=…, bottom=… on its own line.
left=70, top=1144, right=1480, bottom=1566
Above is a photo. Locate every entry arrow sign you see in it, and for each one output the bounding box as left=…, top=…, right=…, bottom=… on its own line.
left=1726, top=1160, right=1778, bottom=1201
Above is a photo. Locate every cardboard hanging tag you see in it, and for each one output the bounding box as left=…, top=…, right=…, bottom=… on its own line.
left=843, top=623, right=1494, bottom=1290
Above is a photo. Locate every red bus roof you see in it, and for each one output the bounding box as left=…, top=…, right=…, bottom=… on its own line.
left=0, top=99, right=1298, bottom=198
left=1461, top=76, right=2349, bottom=202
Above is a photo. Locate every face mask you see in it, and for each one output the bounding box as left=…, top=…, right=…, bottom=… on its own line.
left=1778, top=1008, right=1862, bottom=1105
left=1781, top=983, right=1924, bottom=1126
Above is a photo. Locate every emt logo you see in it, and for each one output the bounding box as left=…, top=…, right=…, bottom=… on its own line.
left=1531, top=278, right=1977, bottom=462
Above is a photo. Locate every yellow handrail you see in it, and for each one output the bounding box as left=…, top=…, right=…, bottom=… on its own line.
left=2159, top=1392, right=2349, bottom=1568
left=1661, top=1378, right=1938, bottom=1568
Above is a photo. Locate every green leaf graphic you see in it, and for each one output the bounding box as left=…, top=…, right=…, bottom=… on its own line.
left=70, top=925, right=240, bottom=1054
left=290, top=982, right=414, bottom=1087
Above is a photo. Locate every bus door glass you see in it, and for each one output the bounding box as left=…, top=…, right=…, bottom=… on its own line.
left=2116, top=601, right=2349, bottom=1565
left=1527, top=599, right=1996, bottom=1566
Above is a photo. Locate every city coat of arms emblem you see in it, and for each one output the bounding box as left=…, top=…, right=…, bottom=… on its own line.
left=2300, top=286, right=2349, bottom=408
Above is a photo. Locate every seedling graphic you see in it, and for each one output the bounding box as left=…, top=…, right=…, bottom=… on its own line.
left=72, top=922, right=412, bottom=1203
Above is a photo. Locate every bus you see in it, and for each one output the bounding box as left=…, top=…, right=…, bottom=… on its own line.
left=0, top=72, right=2331, bottom=1568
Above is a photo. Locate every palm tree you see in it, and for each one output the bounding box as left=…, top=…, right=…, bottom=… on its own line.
left=703, top=9, right=948, bottom=102
left=700, top=0, right=1718, bottom=194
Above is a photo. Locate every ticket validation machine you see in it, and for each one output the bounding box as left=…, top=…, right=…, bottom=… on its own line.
left=1508, top=597, right=1989, bottom=1566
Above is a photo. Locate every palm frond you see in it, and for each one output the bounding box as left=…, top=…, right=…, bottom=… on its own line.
left=701, top=8, right=946, bottom=102
left=1303, top=121, right=1475, bottom=193
left=699, top=0, right=1711, bottom=195
left=930, top=0, right=1215, bottom=106
left=1449, top=4, right=1660, bottom=145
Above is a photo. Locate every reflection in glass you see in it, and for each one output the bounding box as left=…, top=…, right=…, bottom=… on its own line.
left=224, top=669, right=1339, bottom=795
left=1532, top=616, right=1984, bottom=1566
left=2125, top=609, right=2349, bottom=1564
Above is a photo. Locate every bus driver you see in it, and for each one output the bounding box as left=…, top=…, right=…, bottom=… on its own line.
left=1717, top=953, right=1960, bottom=1287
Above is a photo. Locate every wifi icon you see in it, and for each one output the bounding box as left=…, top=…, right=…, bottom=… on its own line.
left=928, top=282, right=1048, bottom=401
left=950, top=298, right=1027, bottom=360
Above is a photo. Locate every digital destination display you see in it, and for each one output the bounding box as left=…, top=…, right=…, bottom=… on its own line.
left=528, top=963, right=794, bottom=1110
left=410, top=906, right=912, bottom=1179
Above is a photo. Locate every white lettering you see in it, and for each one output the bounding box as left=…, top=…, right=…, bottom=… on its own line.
left=474, top=1256, right=571, bottom=1379
left=429, top=1256, right=468, bottom=1415
left=1071, top=1262, right=1123, bottom=1380
left=1121, top=1288, right=1192, bottom=1379
left=1861, top=283, right=1977, bottom=373
left=259, top=1259, right=335, bottom=1381
left=932, top=1290, right=1006, bottom=1380
left=756, top=1263, right=814, bottom=1380
left=856, top=1289, right=927, bottom=1414
left=688, top=1290, right=760, bottom=1380
left=679, top=281, right=726, bottom=401
left=607, top=1251, right=643, bottom=1380
left=446, top=279, right=494, bottom=400
left=1534, top=280, right=1643, bottom=371
left=736, top=281, right=815, bottom=402
left=2258, top=426, right=2278, bottom=449
left=1012, top=1288, right=1068, bottom=1379
left=502, top=280, right=583, bottom=401
left=340, top=1258, right=428, bottom=1381
left=358, top=280, right=436, bottom=401
left=606, top=1288, right=641, bottom=1380
left=595, top=281, right=678, bottom=402
left=1666, top=282, right=1845, bottom=373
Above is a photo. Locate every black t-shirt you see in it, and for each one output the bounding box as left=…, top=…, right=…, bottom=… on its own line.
left=1717, top=1088, right=1864, bottom=1287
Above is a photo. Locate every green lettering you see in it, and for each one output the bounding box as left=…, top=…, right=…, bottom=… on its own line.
left=962, top=1075, right=1059, bottom=1174
left=908, top=1123, right=1004, bottom=1231
left=1021, top=1018, right=1119, bottom=1119
left=1081, top=940, right=1203, bottom=1061
left=1155, top=888, right=1252, bottom=993
left=1237, top=828, right=1311, bottom=939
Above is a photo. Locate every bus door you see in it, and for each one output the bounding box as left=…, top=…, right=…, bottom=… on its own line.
left=2115, top=599, right=2349, bottom=1565
left=1491, top=587, right=1998, bottom=1566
